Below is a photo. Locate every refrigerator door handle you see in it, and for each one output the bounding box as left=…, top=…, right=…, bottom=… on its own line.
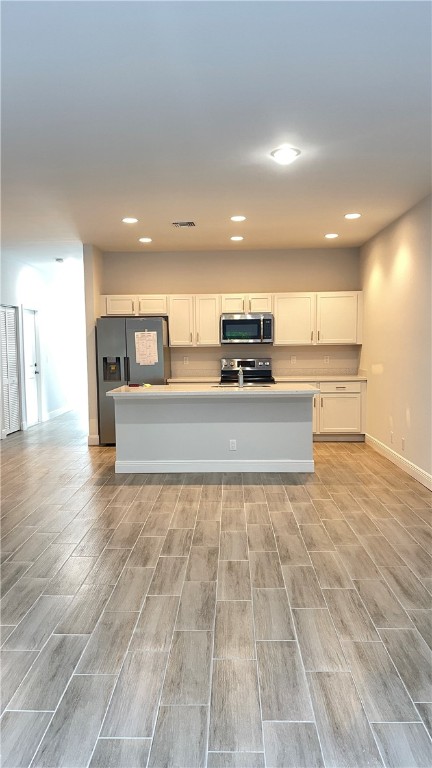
left=124, top=356, right=130, bottom=382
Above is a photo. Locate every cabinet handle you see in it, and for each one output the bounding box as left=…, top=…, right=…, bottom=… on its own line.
left=313, top=398, right=316, bottom=407
left=196, top=332, right=199, bottom=343
left=318, top=330, right=320, bottom=341
left=311, top=331, right=313, bottom=341
left=132, top=301, right=135, bottom=313
left=190, top=332, right=193, bottom=342
left=242, top=298, right=245, bottom=311
left=321, top=397, right=323, bottom=407
left=336, top=386, right=346, bottom=389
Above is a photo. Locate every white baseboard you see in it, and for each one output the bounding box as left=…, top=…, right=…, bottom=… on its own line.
left=114, top=459, right=315, bottom=474
left=365, top=433, right=432, bottom=491
left=88, top=435, right=100, bottom=446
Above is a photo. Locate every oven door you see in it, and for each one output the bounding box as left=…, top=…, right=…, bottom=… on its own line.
left=220, top=315, right=262, bottom=344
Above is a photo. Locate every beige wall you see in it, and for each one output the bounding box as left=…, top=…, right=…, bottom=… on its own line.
left=101, top=248, right=360, bottom=294
left=360, top=195, right=431, bottom=483
left=84, top=243, right=103, bottom=443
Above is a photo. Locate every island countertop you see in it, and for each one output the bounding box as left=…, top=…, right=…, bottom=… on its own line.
left=107, top=382, right=319, bottom=398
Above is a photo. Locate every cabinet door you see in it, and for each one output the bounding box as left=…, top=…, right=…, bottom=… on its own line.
left=168, top=296, right=195, bottom=346
left=273, top=293, right=315, bottom=345
left=316, top=292, right=359, bottom=344
left=313, top=394, right=319, bottom=434
left=106, top=296, right=137, bottom=315
left=248, top=294, right=273, bottom=312
left=221, top=294, right=246, bottom=313
left=319, top=394, right=362, bottom=433
left=138, top=295, right=167, bottom=315
left=195, top=295, right=221, bottom=346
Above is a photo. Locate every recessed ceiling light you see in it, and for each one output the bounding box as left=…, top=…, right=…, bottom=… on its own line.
left=344, top=213, right=361, bottom=220
left=138, top=237, right=152, bottom=243
left=231, top=236, right=244, bottom=241
left=230, top=215, right=246, bottom=222
left=325, top=233, right=339, bottom=239
left=122, top=217, right=138, bottom=224
left=270, top=145, right=301, bottom=165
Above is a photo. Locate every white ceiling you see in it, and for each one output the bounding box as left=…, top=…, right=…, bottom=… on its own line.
left=2, top=1, right=431, bottom=265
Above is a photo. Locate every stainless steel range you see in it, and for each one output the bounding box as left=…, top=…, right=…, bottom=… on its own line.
left=220, top=357, right=275, bottom=386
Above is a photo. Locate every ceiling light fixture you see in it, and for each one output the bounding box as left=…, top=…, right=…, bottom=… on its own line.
left=325, top=233, right=339, bottom=239
left=230, top=215, right=246, bottom=222
left=270, top=145, right=301, bottom=165
left=231, top=236, right=244, bottom=241
left=344, top=213, right=361, bottom=220
left=55, top=258, right=64, bottom=263
left=122, top=217, right=138, bottom=224
left=138, top=237, right=152, bottom=243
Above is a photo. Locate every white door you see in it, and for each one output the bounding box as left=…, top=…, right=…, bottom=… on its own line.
left=0, top=305, right=21, bottom=437
left=23, top=309, right=41, bottom=427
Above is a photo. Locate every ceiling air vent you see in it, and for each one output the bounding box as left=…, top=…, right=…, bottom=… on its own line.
left=172, top=221, right=196, bottom=227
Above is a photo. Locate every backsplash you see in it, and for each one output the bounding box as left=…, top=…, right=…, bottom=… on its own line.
left=170, top=345, right=361, bottom=378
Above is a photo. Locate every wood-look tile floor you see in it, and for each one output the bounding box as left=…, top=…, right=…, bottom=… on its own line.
left=1, top=412, right=432, bottom=768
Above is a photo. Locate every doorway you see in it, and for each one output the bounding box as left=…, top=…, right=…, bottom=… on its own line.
left=0, top=305, right=21, bottom=437
left=22, top=308, right=42, bottom=428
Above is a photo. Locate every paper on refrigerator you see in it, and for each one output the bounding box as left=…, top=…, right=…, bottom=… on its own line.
left=135, top=331, right=159, bottom=365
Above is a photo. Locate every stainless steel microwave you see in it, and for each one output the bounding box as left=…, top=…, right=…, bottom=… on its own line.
left=220, top=313, right=274, bottom=344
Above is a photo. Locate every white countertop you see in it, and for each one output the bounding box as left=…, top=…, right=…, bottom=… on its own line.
left=107, top=382, right=319, bottom=398
left=168, top=375, right=366, bottom=384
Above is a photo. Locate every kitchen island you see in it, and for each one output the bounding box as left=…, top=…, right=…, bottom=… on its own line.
left=107, top=382, right=319, bottom=473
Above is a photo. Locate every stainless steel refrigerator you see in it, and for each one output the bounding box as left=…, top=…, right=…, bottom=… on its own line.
left=96, top=316, right=171, bottom=444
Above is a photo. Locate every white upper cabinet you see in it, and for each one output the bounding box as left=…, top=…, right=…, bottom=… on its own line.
left=105, top=295, right=137, bottom=315
left=221, top=294, right=247, bottom=313
left=104, top=291, right=362, bottom=346
left=221, top=294, right=273, bottom=313
left=273, top=293, right=316, bottom=345
left=248, top=294, right=273, bottom=312
left=138, top=295, right=168, bottom=315
left=195, top=295, right=221, bottom=346
left=316, top=292, right=362, bottom=344
left=168, top=295, right=220, bottom=346
left=274, top=291, right=362, bottom=345
left=167, top=296, right=195, bottom=346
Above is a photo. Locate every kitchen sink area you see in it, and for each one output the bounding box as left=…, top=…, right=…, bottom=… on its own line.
left=211, top=383, right=272, bottom=388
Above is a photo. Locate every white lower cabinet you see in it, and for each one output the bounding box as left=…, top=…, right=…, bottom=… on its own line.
left=316, top=381, right=363, bottom=434
left=319, top=393, right=362, bottom=433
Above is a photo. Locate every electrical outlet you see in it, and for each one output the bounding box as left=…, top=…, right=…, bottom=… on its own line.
left=183, top=356, right=189, bottom=365
left=229, top=439, right=237, bottom=451
left=402, top=437, right=405, bottom=451
left=324, top=356, right=330, bottom=364
left=290, top=355, right=296, bottom=364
